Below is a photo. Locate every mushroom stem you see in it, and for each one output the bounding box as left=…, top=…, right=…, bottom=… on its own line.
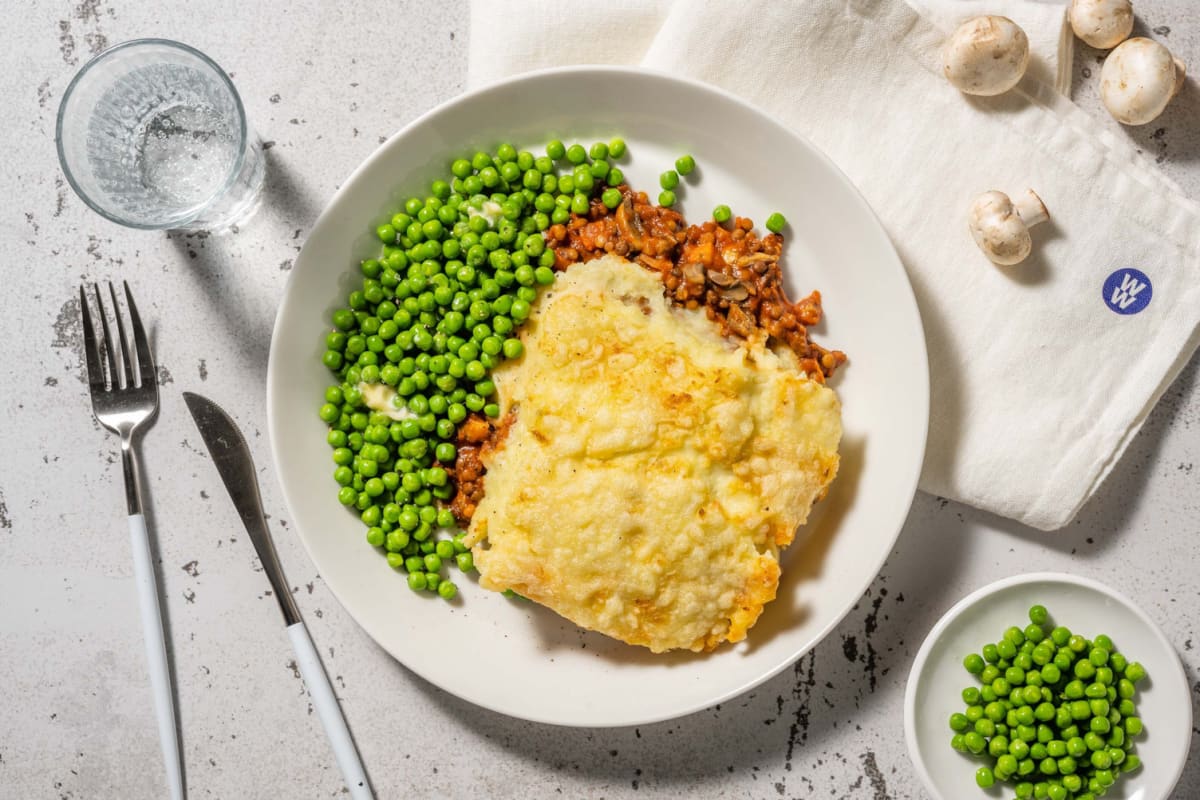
left=1014, top=190, right=1049, bottom=228
left=1172, top=57, right=1188, bottom=99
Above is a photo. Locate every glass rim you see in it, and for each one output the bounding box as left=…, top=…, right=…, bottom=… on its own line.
left=55, top=37, right=251, bottom=230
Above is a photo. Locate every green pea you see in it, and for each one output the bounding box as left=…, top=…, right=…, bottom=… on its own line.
left=546, top=140, right=566, bottom=160
left=565, top=144, right=586, bottom=164
left=658, top=190, right=677, bottom=208
left=660, top=170, right=679, bottom=190
left=502, top=338, right=524, bottom=359
left=713, top=204, right=732, bottom=223
left=761, top=211, right=787, bottom=233
left=975, top=767, right=994, bottom=788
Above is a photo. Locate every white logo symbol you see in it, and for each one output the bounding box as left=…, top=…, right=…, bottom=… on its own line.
left=1110, top=273, right=1147, bottom=310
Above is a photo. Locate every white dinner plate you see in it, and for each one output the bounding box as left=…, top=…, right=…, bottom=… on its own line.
left=905, top=572, right=1192, bottom=800
left=267, top=66, right=929, bottom=727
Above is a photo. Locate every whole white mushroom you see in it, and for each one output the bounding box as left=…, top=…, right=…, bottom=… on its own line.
left=942, top=15, right=1031, bottom=96
left=968, top=190, right=1049, bottom=266
left=1068, top=0, right=1134, bottom=50
left=1100, top=37, right=1187, bottom=125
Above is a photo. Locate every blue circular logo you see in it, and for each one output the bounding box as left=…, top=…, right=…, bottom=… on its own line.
left=1102, top=269, right=1152, bottom=315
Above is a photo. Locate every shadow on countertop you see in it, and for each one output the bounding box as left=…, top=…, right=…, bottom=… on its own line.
left=166, top=148, right=324, bottom=373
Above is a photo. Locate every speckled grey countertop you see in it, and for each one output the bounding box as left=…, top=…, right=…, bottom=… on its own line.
left=3, top=2, right=1198, bottom=799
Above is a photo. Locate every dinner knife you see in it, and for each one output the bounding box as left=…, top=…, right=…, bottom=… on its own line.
left=183, top=392, right=374, bottom=800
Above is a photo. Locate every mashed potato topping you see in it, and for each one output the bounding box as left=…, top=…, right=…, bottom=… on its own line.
left=462, top=255, right=841, bottom=653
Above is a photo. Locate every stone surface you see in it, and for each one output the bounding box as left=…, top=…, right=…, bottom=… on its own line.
left=2, top=1, right=1197, bottom=798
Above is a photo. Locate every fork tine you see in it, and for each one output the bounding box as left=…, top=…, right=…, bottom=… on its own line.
left=93, top=283, right=122, bottom=390
left=124, top=281, right=157, bottom=390
left=79, top=285, right=106, bottom=390
left=108, top=282, right=136, bottom=388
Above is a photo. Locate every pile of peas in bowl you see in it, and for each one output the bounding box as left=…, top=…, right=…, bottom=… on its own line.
left=316, top=137, right=636, bottom=599
left=950, top=605, right=1147, bottom=800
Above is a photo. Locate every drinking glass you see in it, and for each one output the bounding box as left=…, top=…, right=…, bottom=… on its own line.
left=56, top=39, right=265, bottom=231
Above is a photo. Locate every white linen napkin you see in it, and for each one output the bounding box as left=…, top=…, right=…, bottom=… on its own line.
left=466, top=0, right=1072, bottom=92
left=466, top=0, right=1200, bottom=530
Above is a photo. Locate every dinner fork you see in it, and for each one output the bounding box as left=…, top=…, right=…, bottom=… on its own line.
left=80, top=282, right=184, bottom=800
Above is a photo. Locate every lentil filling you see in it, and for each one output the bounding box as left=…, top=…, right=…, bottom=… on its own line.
left=544, top=187, right=846, bottom=380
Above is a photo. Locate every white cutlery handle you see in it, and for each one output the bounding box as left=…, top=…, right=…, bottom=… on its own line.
left=129, top=513, right=184, bottom=800
left=287, top=622, right=373, bottom=799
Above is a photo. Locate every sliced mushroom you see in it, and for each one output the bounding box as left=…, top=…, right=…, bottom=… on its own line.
left=942, top=16, right=1031, bottom=96
left=720, top=285, right=750, bottom=303
left=1100, top=38, right=1186, bottom=125
left=1068, top=0, right=1134, bottom=50
left=615, top=197, right=646, bottom=250
left=735, top=253, right=775, bottom=267
left=680, top=261, right=706, bottom=286
left=967, top=189, right=1049, bottom=266
left=726, top=304, right=756, bottom=337
left=706, top=269, right=737, bottom=287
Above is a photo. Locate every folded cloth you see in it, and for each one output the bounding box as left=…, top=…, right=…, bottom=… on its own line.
left=467, top=0, right=1200, bottom=530
left=467, top=0, right=1072, bottom=92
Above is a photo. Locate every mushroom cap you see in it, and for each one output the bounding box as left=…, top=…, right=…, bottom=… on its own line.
left=942, top=16, right=1031, bottom=96
left=968, top=191, right=1033, bottom=266
left=1068, top=0, right=1134, bottom=50
left=1100, top=37, right=1183, bottom=125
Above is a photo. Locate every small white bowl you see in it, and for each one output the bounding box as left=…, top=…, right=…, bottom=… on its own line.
left=905, top=573, right=1191, bottom=800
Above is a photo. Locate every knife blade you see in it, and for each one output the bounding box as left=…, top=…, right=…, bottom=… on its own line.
left=183, top=391, right=300, bottom=626
left=183, top=391, right=374, bottom=800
